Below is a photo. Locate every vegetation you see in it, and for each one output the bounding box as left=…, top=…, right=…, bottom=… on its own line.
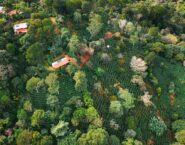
left=1, top=0, right=185, bottom=144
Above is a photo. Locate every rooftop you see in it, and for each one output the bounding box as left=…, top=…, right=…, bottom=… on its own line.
left=52, top=55, right=73, bottom=69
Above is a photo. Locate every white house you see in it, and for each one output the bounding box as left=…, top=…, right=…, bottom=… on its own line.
left=0, top=6, right=5, bottom=14
left=13, top=23, right=28, bottom=33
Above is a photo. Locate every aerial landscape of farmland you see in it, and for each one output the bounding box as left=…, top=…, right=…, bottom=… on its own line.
left=1, top=0, right=185, bottom=145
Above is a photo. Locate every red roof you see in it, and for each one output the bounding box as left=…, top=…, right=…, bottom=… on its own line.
left=15, top=28, right=28, bottom=33
left=104, top=32, right=113, bottom=39
left=79, top=52, right=90, bottom=67
left=52, top=55, right=73, bottom=69
left=8, top=10, right=18, bottom=16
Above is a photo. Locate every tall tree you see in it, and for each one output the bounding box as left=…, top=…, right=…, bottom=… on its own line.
left=78, top=128, right=109, bottom=145
left=73, top=71, right=87, bottom=92
left=31, top=109, right=45, bottom=127
left=26, top=43, right=44, bottom=65
left=87, top=13, right=103, bottom=38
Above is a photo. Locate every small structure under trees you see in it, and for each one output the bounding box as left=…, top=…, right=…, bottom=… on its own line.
left=8, top=10, right=22, bottom=16
left=78, top=47, right=94, bottom=67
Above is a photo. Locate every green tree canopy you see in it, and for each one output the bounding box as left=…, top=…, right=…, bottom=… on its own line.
left=26, top=77, right=43, bottom=93
left=16, top=129, right=33, bottom=145
left=87, top=13, right=103, bottom=38
left=149, top=116, right=167, bottom=136
left=172, top=120, right=185, bottom=132
left=31, top=109, right=45, bottom=127
left=73, top=71, right=87, bottom=92
left=51, top=120, right=69, bottom=137
left=78, top=128, right=109, bottom=145
left=26, top=43, right=44, bottom=65
left=117, top=88, right=135, bottom=110
left=174, top=130, right=185, bottom=144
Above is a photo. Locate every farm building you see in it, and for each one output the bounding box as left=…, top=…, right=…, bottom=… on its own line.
left=52, top=55, right=73, bottom=69
left=13, top=23, right=28, bottom=34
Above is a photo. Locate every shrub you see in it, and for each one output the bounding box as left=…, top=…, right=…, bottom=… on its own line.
left=175, top=53, right=184, bottom=61
left=51, top=120, right=69, bottom=137
left=109, top=135, right=121, bottom=145
left=174, top=130, right=185, bottom=144
left=162, top=34, right=178, bottom=44
left=149, top=116, right=167, bottom=136
left=150, top=42, right=165, bottom=53
left=126, top=116, right=137, bottom=129
left=109, top=101, right=123, bottom=117
left=31, top=109, right=45, bottom=127
left=117, top=88, right=135, bottom=110
left=124, top=129, right=136, bottom=138
left=26, top=77, right=41, bottom=93
left=78, top=128, right=109, bottom=145
left=83, top=91, right=94, bottom=107
left=172, top=120, right=185, bottom=132
left=66, top=0, right=82, bottom=12
left=17, top=109, right=27, bottom=121
left=72, top=108, right=86, bottom=126
left=16, top=130, right=33, bottom=145
left=86, top=107, right=99, bottom=122
left=95, top=67, right=105, bottom=77
left=144, top=52, right=156, bottom=64
left=73, top=71, right=87, bottom=92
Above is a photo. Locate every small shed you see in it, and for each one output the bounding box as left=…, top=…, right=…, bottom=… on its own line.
left=78, top=47, right=94, bottom=67
left=8, top=10, right=21, bottom=16
left=13, top=23, right=28, bottom=34
left=104, top=32, right=113, bottom=39
left=52, top=55, right=73, bottom=69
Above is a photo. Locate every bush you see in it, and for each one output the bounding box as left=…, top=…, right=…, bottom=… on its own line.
left=83, top=91, right=94, bottom=107
left=73, top=71, right=87, bottom=92
left=72, top=108, right=86, bottom=126
left=144, top=51, right=156, bottom=64
left=175, top=130, right=185, bottom=144
left=16, top=130, right=33, bottom=145
left=149, top=116, right=167, bottom=136
left=66, top=0, right=82, bottom=12
left=86, top=107, right=99, bottom=122
left=117, top=88, right=135, bottom=110
left=172, top=120, right=185, bottom=132
left=126, top=116, right=137, bottom=129
left=31, top=109, right=45, bottom=127
left=6, top=43, right=15, bottom=55
left=109, top=101, right=123, bottom=117
left=109, top=135, right=121, bottom=145
left=175, top=53, right=184, bottom=61
left=150, top=42, right=165, bottom=53
left=162, top=34, right=178, bottom=44
left=17, top=109, right=27, bottom=121
left=51, top=120, right=69, bottom=138
left=78, top=128, right=109, bottom=145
